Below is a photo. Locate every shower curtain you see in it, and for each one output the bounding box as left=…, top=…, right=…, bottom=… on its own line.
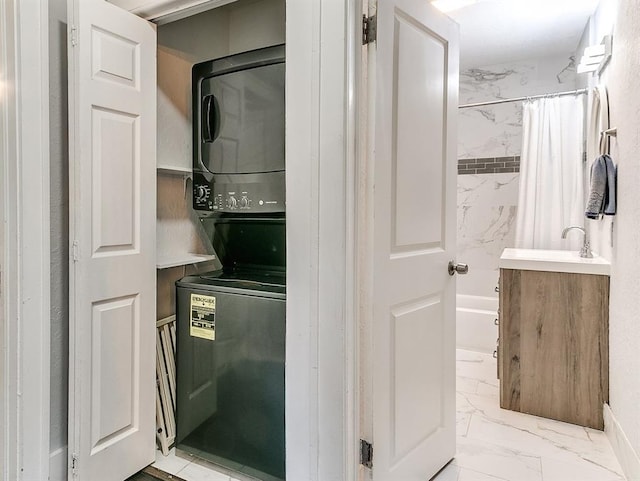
left=515, top=95, right=585, bottom=250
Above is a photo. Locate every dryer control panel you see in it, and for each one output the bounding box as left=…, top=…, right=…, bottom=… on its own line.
left=193, top=172, right=285, bottom=215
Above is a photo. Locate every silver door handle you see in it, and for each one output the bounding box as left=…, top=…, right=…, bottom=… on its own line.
left=448, top=261, right=469, bottom=276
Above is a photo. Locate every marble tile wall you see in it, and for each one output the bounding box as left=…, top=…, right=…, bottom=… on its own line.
left=459, top=55, right=577, bottom=160
left=457, top=173, right=520, bottom=298
left=457, top=55, right=577, bottom=350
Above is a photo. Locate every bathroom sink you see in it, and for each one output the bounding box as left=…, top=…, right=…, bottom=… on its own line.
left=499, top=248, right=611, bottom=276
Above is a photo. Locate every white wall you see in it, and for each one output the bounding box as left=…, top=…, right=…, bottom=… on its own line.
left=456, top=55, right=577, bottom=352
left=0, top=3, right=16, bottom=477
left=48, top=0, right=69, bottom=478
left=590, top=0, right=640, bottom=477
left=228, top=0, right=285, bottom=53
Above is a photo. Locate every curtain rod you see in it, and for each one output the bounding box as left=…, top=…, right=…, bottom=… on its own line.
left=458, top=88, right=588, bottom=109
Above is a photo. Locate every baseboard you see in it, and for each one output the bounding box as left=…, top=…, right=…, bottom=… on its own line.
left=604, top=404, right=640, bottom=481
left=49, top=446, right=67, bottom=481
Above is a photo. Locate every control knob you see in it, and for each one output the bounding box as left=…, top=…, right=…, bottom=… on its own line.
left=227, top=195, right=238, bottom=209
left=239, top=196, right=249, bottom=209
left=195, top=185, right=210, bottom=203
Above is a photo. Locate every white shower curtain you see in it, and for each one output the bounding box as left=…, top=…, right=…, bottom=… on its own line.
left=515, top=95, right=585, bottom=250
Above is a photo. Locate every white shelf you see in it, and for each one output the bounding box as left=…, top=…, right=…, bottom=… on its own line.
left=156, top=254, right=216, bottom=269
left=157, top=166, right=191, bottom=176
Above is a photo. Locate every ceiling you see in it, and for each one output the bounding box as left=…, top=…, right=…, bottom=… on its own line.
left=442, top=0, right=600, bottom=68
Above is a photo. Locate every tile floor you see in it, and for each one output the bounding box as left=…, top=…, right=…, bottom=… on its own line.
left=436, top=350, right=625, bottom=481
left=152, top=449, right=241, bottom=481
left=152, top=349, right=626, bottom=481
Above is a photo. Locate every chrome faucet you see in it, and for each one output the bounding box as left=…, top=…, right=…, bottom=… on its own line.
left=561, top=226, right=593, bottom=258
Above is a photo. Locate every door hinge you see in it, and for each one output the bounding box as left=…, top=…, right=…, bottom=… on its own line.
left=360, top=439, right=373, bottom=468
left=71, top=453, right=78, bottom=477
left=72, top=240, right=79, bottom=262
left=70, top=25, right=78, bottom=47
left=362, top=14, right=377, bottom=45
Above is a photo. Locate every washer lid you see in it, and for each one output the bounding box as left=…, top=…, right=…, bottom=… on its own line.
left=177, top=269, right=286, bottom=297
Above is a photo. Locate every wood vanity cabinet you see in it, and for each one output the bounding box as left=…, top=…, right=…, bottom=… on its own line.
left=498, top=268, right=609, bottom=430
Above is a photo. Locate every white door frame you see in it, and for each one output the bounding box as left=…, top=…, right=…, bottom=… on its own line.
left=285, top=0, right=361, bottom=479
left=0, top=0, right=51, bottom=480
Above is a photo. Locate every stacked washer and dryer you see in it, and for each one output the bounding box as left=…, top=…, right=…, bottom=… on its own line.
left=175, top=45, right=286, bottom=481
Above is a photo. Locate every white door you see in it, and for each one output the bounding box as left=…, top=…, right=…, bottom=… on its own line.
left=370, top=0, right=459, bottom=479
left=68, top=1, right=156, bottom=479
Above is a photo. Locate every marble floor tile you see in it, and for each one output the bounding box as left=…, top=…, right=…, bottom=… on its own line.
left=454, top=435, right=543, bottom=481
left=466, top=413, right=623, bottom=476
left=456, top=467, right=510, bottom=481
left=460, top=384, right=596, bottom=445
left=152, top=448, right=190, bottom=476
left=540, top=456, right=626, bottom=481
left=456, top=350, right=500, bottom=388
left=459, top=371, right=622, bottom=474
left=457, top=375, right=480, bottom=394
left=455, top=349, right=625, bottom=481
left=433, top=463, right=525, bottom=481
left=475, top=379, right=499, bottom=398
left=432, top=462, right=460, bottom=481
left=457, top=410, right=472, bottom=438
left=457, top=389, right=538, bottom=429
left=178, top=462, right=231, bottom=481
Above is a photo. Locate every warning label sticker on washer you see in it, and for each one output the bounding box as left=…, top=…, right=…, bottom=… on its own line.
left=190, top=293, right=216, bottom=341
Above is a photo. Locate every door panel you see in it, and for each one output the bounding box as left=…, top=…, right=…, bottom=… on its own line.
left=92, top=28, right=139, bottom=87
left=371, top=0, right=459, bottom=479
left=393, top=13, right=446, bottom=251
left=391, top=296, right=444, bottom=463
left=91, top=107, right=138, bottom=253
left=90, top=295, right=138, bottom=453
left=68, top=1, right=156, bottom=480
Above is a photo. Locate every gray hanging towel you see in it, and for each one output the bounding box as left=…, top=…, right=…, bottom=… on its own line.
left=603, top=154, right=617, bottom=215
left=585, top=154, right=617, bottom=219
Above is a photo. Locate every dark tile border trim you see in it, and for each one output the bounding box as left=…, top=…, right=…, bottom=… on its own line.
left=458, top=156, right=520, bottom=175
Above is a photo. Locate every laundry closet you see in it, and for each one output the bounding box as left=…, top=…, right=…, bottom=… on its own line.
left=156, top=2, right=286, bottom=480
left=66, top=1, right=286, bottom=480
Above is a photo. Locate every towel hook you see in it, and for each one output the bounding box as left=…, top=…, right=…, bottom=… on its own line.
left=599, top=127, right=617, bottom=155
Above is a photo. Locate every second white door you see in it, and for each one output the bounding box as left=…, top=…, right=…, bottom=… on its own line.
left=370, top=0, right=459, bottom=479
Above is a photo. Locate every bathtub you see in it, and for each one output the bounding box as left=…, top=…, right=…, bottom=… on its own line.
left=456, top=294, right=499, bottom=354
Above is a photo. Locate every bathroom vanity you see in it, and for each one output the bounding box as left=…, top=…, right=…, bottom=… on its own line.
left=498, top=248, right=610, bottom=429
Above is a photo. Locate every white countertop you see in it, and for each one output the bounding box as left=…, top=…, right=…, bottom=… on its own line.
left=499, top=248, right=611, bottom=276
